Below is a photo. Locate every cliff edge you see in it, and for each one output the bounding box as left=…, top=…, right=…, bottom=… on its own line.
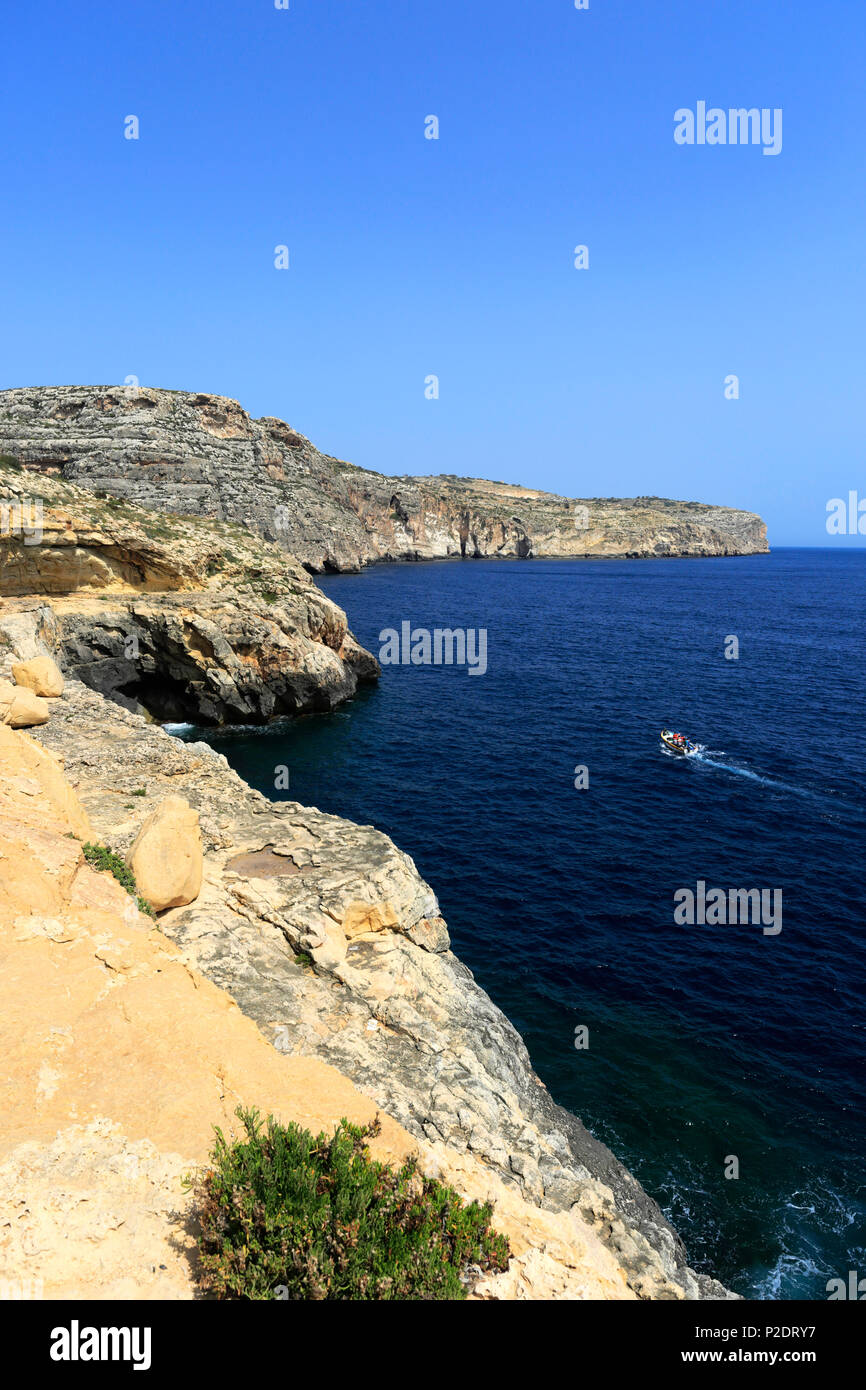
left=0, top=717, right=646, bottom=1300
left=0, top=608, right=737, bottom=1300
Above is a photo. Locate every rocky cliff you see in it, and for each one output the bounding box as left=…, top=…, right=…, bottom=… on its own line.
left=0, top=392, right=742, bottom=1300
left=0, top=386, right=769, bottom=571
left=0, top=601, right=737, bottom=1300
left=0, top=456, right=377, bottom=723
left=0, top=715, right=645, bottom=1300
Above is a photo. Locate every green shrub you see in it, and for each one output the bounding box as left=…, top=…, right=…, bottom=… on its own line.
left=81, top=841, right=155, bottom=918
left=188, top=1108, right=510, bottom=1300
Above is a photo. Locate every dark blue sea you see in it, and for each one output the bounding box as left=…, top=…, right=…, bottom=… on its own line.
left=180, top=549, right=866, bottom=1299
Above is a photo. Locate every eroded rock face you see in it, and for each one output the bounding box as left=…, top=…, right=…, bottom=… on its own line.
left=21, top=676, right=736, bottom=1301
left=0, top=386, right=769, bottom=571
left=0, top=462, right=379, bottom=725
left=0, top=728, right=414, bottom=1298
left=53, top=592, right=371, bottom=725
left=0, top=723, right=90, bottom=840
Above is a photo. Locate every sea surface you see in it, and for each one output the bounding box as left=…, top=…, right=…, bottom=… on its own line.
left=178, top=548, right=866, bottom=1299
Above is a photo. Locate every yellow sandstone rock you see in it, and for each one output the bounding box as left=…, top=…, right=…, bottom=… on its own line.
left=12, top=654, right=65, bottom=698
left=0, top=678, right=50, bottom=727
left=342, top=899, right=399, bottom=938
left=0, top=724, right=89, bottom=840
left=126, top=795, right=203, bottom=911
left=0, top=719, right=639, bottom=1301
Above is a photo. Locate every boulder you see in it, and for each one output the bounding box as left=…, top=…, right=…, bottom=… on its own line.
left=0, top=678, right=50, bottom=728
left=12, top=654, right=64, bottom=698
left=126, top=796, right=203, bottom=911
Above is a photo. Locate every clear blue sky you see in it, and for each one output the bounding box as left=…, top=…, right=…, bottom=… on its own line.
left=1, top=0, right=863, bottom=545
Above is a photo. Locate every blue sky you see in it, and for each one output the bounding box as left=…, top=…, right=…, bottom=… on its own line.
left=1, top=0, right=863, bottom=545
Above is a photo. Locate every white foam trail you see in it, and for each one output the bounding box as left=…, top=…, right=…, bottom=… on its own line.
left=691, top=752, right=818, bottom=800
left=660, top=737, right=815, bottom=798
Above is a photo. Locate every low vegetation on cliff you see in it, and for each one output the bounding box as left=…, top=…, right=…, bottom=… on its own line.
left=189, top=1109, right=510, bottom=1300
left=80, top=841, right=156, bottom=918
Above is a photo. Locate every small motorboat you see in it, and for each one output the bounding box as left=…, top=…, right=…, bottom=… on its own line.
left=660, top=729, right=698, bottom=757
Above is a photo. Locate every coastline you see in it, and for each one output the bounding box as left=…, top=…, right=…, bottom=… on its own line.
left=15, top=665, right=736, bottom=1299
left=0, top=417, right=750, bottom=1298
left=0, top=385, right=770, bottom=573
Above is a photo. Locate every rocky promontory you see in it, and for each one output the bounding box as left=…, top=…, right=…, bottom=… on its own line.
left=0, top=457, right=377, bottom=723
left=0, top=385, right=769, bottom=571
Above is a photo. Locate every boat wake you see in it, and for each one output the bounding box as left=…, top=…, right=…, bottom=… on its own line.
left=688, top=747, right=808, bottom=794
left=659, top=742, right=866, bottom=824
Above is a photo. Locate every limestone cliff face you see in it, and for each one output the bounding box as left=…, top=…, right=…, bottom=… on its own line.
left=0, top=457, right=377, bottom=724
left=0, top=385, right=769, bottom=571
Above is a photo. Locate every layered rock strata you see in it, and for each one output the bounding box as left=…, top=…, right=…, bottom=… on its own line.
left=0, top=386, right=769, bottom=572
left=0, top=458, right=377, bottom=723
